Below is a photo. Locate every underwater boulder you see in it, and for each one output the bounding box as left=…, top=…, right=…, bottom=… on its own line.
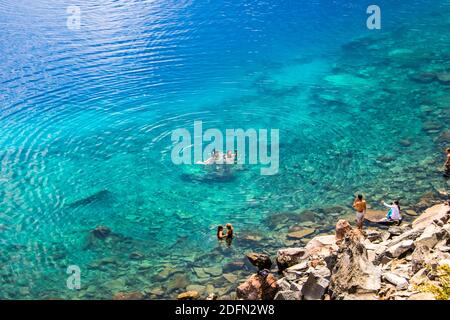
left=437, top=73, right=450, bottom=84
left=67, top=189, right=112, bottom=208
left=408, top=72, right=436, bottom=84
left=91, top=225, right=112, bottom=239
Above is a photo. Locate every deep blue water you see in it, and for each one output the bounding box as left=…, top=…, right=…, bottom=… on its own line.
left=0, top=0, right=449, bottom=299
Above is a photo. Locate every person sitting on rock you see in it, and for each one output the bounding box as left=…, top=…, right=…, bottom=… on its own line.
left=444, top=148, right=450, bottom=178
left=352, top=194, right=367, bottom=230
left=382, top=200, right=402, bottom=224
left=217, top=225, right=225, bottom=240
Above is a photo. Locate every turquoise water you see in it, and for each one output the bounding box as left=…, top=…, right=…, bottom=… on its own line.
left=0, top=0, right=449, bottom=299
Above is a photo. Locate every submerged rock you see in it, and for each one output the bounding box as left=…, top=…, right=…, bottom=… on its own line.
left=67, top=189, right=112, bottom=208
left=436, top=73, right=450, bottom=84
left=113, top=291, right=144, bottom=300
left=287, top=228, right=315, bottom=240
left=91, top=225, right=111, bottom=239
left=177, top=291, right=200, bottom=300
left=408, top=72, right=436, bottom=84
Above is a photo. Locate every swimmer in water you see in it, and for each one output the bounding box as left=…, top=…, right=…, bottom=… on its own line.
left=217, top=225, right=225, bottom=240
left=225, top=223, right=234, bottom=246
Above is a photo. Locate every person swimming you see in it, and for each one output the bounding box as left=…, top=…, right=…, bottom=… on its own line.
left=382, top=200, right=402, bottom=223
left=197, top=149, right=222, bottom=165
left=225, top=150, right=235, bottom=164
left=217, top=225, right=225, bottom=240
left=225, top=223, right=234, bottom=246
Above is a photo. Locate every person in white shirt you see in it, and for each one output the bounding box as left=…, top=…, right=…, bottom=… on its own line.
left=382, top=200, right=401, bottom=222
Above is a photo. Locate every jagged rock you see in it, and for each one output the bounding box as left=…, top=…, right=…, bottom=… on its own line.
left=383, top=272, right=409, bottom=290
left=113, top=291, right=144, bottom=300
left=335, top=219, right=352, bottom=243
left=388, top=226, right=403, bottom=236
left=409, top=268, right=428, bottom=286
left=177, top=291, right=200, bottom=300
left=290, top=282, right=303, bottom=292
left=411, top=244, right=432, bottom=273
left=276, top=248, right=306, bottom=271
left=415, top=224, right=444, bottom=249
left=236, top=273, right=279, bottom=300
left=301, top=266, right=331, bottom=300
left=365, top=229, right=389, bottom=243
left=274, top=290, right=301, bottom=300
left=276, top=278, right=291, bottom=291
left=91, top=225, right=111, bottom=239
left=305, top=235, right=339, bottom=256
left=246, top=252, right=272, bottom=270
left=329, top=230, right=381, bottom=299
left=386, top=228, right=422, bottom=248
left=386, top=240, right=415, bottom=258
left=413, top=203, right=450, bottom=230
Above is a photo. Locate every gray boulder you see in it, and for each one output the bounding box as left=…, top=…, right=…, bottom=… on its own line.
left=301, top=266, right=331, bottom=300
left=386, top=239, right=415, bottom=258
left=276, top=248, right=306, bottom=271
left=383, top=272, right=409, bottom=290
left=274, top=290, right=302, bottom=300
left=329, top=231, right=381, bottom=299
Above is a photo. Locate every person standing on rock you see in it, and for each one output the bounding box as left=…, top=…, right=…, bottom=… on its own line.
left=353, top=194, right=367, bottom=230
left=444, top=148, right=450, bottom=178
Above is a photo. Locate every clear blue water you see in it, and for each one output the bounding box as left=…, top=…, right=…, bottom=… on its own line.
left=0, top=0, right=449, bottom=299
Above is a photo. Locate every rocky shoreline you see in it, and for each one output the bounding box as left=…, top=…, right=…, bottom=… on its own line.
left=228, top=202, right=450, bottom=301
